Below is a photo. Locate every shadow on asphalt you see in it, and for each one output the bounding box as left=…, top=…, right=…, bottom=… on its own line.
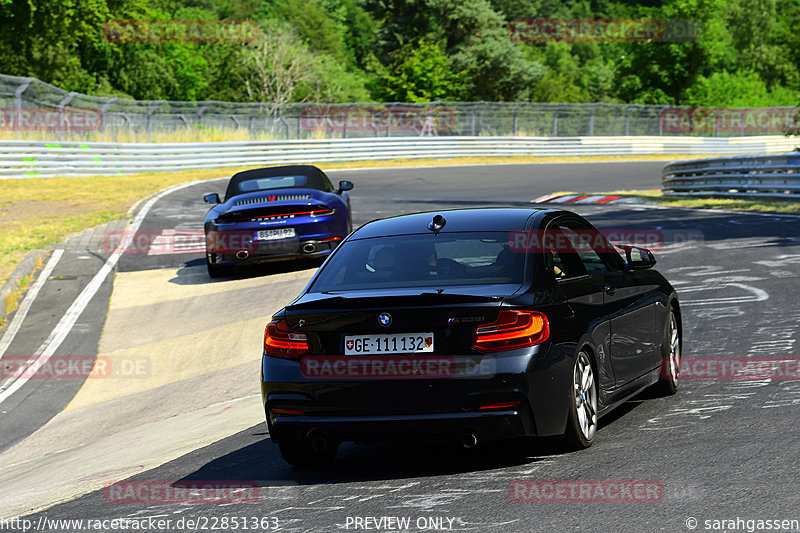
left=171, top=394, right=652, bottom=488
left=177, top=433, right=566, bottom=487
left=167, top=257, right=323, bottom=286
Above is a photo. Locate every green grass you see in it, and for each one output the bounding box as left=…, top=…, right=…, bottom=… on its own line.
left=584, top=189, right=800, bottom=214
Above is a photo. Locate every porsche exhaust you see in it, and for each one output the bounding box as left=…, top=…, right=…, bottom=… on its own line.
left=235, top=250, right=250, bottom=260
left=302, top=243, right=317, bottom=254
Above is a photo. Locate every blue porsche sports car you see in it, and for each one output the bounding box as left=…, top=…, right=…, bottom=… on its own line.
left=203, top=165, right=353, bottom=277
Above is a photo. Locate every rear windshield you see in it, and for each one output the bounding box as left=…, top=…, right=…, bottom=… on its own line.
left=309, top=232, right=526, bottom=292
left=238, top=175, right=308, bottom=192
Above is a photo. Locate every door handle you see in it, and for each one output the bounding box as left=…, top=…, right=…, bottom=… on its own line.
left=603, top=284, right=616, bottom=296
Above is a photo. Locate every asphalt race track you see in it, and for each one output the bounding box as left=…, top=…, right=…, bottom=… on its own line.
left=1, top=161, right=799, bottom=532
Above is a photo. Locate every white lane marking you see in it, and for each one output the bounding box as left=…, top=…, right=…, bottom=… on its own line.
left=146, top=230, right=205, bottom=255
left=0, top=249, right=64, bottom=364
left=679, top=282, right=768, bottom=306
left=0, top=180, right=206, bottom=406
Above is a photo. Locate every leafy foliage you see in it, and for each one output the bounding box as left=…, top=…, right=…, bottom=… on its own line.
left=0, top=0, right=797, bottom=106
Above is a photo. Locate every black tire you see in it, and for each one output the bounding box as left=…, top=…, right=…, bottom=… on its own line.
left=563, top=350, right=597, bottom=450
left=206, top=257, right=230, bottom=278
left=653, top=307, right=681, bottom=396
left=278, top=442, right=338, bottom=467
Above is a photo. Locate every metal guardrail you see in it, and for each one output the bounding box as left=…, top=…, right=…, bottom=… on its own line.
left=663, top=153, right=800, bottom=199
left=2, top=135, right=798, bottom=179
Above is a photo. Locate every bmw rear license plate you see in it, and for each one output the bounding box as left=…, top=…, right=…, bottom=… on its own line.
left=344, top=333, right=434, bottom=355
left=255, top=228, right=295, bottom=241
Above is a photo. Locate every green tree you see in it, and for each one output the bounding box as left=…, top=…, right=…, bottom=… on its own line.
left=376, top=38, right=466, bottom=101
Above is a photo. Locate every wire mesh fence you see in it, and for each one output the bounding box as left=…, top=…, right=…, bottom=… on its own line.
left=1, top=74, right=797, bottom=142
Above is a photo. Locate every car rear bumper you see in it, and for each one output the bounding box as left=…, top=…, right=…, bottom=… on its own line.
left=267, top=409, right=534, bottom=445
left=207, top=238, right=340, bottom=265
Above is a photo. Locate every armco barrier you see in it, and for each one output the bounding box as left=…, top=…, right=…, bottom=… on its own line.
left=0, top=135, right=798, bottom=179
left=663, top=152, right=800, bottom=199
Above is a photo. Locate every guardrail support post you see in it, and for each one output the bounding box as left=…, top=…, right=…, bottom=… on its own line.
left=99, top=97, right=118, bottom=134
left=197, top=101, right=211, bottom=131
left=741, top=108, right=749, bottom=136
left=658, top=105, right=668, bottom=136
left=513, top=102, right=526, bottom=136
left=343, top=103, right=356, bottom=139
left=552, top=103, right=562, bottom=137
left=589, top=103, right=601, bottom=136
left=14, top=77, right=34, bottom=131
left=146, top=101, right=163, bottom=140
left=56, top=92, right=78, bottom=141
left=624, top=104, right=635, bottom=136
left=278, top=116, right=290, bottom=139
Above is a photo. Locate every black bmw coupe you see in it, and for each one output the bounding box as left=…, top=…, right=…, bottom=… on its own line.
left=260, top=208, right=681, bottom=466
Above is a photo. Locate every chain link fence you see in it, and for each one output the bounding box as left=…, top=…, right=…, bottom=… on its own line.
left=1, top=74, right=798, bottom=141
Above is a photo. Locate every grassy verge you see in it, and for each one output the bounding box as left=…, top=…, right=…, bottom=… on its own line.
left=554, top=188, right=800, bottom=214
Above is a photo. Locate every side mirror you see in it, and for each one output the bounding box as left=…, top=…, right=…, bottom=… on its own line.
left=337, top=180, right=354, bottom=194
left=204, top=193, right=221, bottom=204
left=623, top=245, right=656, bottom=270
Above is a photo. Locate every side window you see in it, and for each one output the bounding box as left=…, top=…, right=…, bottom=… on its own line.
left=545, top=229, right=586, bottom=279
left=546, top=219, right=620, bottom=279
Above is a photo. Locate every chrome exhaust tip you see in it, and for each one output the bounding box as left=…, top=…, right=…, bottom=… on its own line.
left=302, top=243, right=317, bottom=254
left=235, top=249, right=249, bottom=260
left=460, top=431, right=479, bottom=449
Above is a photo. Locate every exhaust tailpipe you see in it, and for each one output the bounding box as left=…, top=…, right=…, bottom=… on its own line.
left=310, top=435, right=328, bottom=452
left=302, top=243, right=317, bottom=254
left=235, top=250, right=249, bottom=260
left=460, top=431, right=479, bottom=449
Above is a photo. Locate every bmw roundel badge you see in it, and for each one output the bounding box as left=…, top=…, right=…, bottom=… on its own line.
left=378, top=312, right=392, bottom=327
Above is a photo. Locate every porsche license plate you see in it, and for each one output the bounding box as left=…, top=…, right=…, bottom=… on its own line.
left=255, top=228, right=295, bottom=241
left=344, top=333, right=434, bottom=355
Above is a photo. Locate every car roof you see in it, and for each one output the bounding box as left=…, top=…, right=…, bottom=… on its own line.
left=350, top=207, right=569, bottom=239
left=225, top=165, right=332, bottom=201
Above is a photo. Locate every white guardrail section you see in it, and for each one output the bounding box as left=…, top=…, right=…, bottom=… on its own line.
left=0, top=135, right=798, bottom=179
left=663, top=152, right=800, bottom=199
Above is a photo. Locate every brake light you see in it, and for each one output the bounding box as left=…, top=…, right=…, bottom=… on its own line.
left=264, top=319, right=310, bottom=359
left=479, top=400, right=522, bottom=410
left=272, top=407, right=304, bottom=415
left=472, top=310, right=549, bottom=352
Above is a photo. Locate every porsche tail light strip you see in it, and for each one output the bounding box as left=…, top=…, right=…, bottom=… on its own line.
left=220, top=208, right=335, bottom=223
left=264, top=319, right=310, bottom=359
left=272, top=407, right=305, bottom=415
left=472, top=310, right=549, bottom=352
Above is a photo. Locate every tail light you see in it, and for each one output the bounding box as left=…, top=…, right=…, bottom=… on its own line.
left=264, top=319, right=310, bottom=359
left=472, top=310, right=549, bottom=353
left=479, top=400, right=522, bottom=410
